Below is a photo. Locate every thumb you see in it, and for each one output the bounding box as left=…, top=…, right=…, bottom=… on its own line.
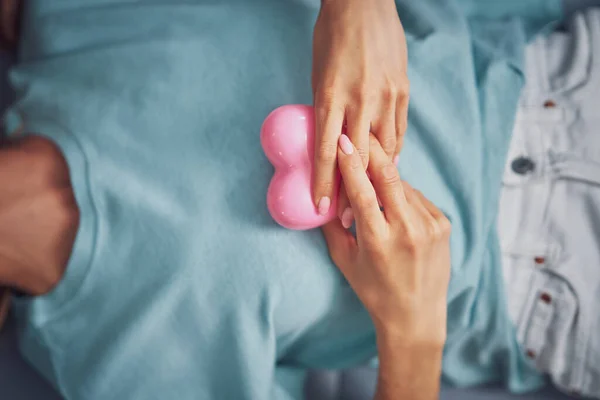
left=322, top=219, right=357, bottom=276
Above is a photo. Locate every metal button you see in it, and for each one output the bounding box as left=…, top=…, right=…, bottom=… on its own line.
left=534, top=256, right=545, bottom=265
left=511, top=157, right=535, bottom=175
left=540, top=292, right=552, bottom=304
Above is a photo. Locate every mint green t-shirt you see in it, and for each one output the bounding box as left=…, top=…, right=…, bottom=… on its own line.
left=7, top=1, right=561, bottom=399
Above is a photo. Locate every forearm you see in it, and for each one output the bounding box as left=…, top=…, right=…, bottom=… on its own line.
left=0, top=287, right=9, bottom=328
left=0, top=137, right=78, bottom=295
left=0, top=0, right=22, bottom=48
left=374, top=330, right=444, bottom=400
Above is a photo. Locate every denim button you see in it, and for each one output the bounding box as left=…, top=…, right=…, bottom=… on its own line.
left=534, top=256, right=545, bottom=265
left=511, top=157, right=535, bottom=175
left=540, top=292, right=552, bottom=304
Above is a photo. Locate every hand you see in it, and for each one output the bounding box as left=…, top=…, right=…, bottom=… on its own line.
left=0, top=137, right=78, bottom=296
left=312, top=0, right=409, bottom=222
left=323, top=134, right=451, bottom=344
left=0, top=287, right=9, bottom=330
left=324, top=134, right=449, bottom=399
left=0, top=0, right=21, bottom=47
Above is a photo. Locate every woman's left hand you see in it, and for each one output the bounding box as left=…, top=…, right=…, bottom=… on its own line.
left=312, top=0, right=409, bottom=221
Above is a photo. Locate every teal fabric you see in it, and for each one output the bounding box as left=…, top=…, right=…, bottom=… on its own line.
left=5, top=0, right=561, bottom=399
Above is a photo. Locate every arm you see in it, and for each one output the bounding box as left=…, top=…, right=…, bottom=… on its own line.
left=323, top=134, right=451, bottom=400
left=0, top=137, right=78, bottom=296
left=0, top=286, right=8, bottom=328
left=375, top=332, right=443, bottom=400
left=0, top=0, right=22, bottom=49
left=312, top=0, right=409, bottom=222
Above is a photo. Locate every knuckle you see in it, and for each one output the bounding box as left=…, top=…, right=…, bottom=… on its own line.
left=401, top=238, right=421, bottom=256
left=316, top=141, right=338, bottom=164
left=348, top=150, right=365, bottom=171
left=397, top=79, right=410, bottom=97
left=315, top=92, right=343, bottom=118
left=382, top=84, right=396, bottom=103
left=317, top=180, right=335, bottom=195
left=381, top=163, right=400, bottom=185
left=356, top=148, right=369, bottom=166
left=401, top=180, right=413, bottom=194
left=350, top=84, right=375, bottom=104
left=380, top=134, right=396, bottom=155
left=355, top=191, right=378, bottom=211
left=368, top=133, right=380, bottom=148
left=316, top=82, right=340, bottom=105
left=403, top=225, right=428, bottom=251
left=438, top=216, right=452, bottom=236
left=348, top=85, right=362, bottom=101
left=426, top=220, right=441, bottom=238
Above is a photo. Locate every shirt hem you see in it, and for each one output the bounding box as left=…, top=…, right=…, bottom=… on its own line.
left=9, top=116, right=99, bottom=328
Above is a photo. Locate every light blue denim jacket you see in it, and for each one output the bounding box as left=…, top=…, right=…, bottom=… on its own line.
left=499, top=9, right=600, bottom=398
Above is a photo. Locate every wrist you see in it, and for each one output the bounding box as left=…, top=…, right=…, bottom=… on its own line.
left=376, top=326, right=446, bottom=355
left=374, top=306, right=447, bottom=350
left=375, top=327, right=444, bottom=400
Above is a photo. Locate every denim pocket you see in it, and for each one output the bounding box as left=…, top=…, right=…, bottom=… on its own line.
left=520, top=271, right=580, bottom=392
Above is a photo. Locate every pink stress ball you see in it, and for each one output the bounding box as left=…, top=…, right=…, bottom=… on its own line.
left=261, top=105, right=340, bottom=230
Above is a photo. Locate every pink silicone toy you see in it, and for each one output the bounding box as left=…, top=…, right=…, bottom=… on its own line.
left=261, top=104, right=340, bottom=230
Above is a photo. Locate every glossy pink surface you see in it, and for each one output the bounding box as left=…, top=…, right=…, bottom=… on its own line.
left=261, top=105, right=339, bottom=230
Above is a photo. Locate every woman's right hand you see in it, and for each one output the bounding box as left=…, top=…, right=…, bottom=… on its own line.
left=322, top=133, right=451, bottom=399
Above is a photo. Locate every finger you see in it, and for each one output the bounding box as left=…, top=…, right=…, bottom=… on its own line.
left=397, top=181, right=435, bottom=240
left=322, top=219, right=357, bottom=276
left=345, top=103, right=371, bottom=168
left=395, top=92, right=409, bottom=157
left=401, top=180, right=417, bottom=203
left=407, top=187, right=432, bottom=224
left=372, top=95, right=397, bottom=158
left=413, top=189, right=448, bottom=224
left=336, top=184, right=353, bottom=229
left=337, top=134, right=385, bottom=233
left=365, top=135, right=408, bottom=221
left=313, top=99, right=345, bottom=215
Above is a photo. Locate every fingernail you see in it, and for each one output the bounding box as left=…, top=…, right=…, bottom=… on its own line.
left=318, top=196, right=331, bottom=216
left=339, top=134, right=354, bottom=155
left=393, top=155, right=400, bottom=165
left=341, top=207, right=354, bottom=229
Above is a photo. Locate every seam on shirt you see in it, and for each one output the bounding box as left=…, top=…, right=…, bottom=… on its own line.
left=15, top=115, right=100, bottom=328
